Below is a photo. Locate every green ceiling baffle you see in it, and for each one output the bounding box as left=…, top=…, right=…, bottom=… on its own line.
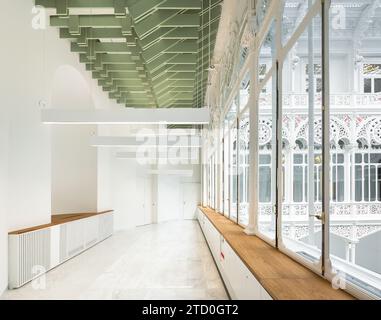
left=36, top=0, right=222, bottom=109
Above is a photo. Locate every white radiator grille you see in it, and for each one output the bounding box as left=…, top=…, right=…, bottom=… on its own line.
left=59, top=224, right=68, bottom=263
left=9, top=229, right=51, bottom=289
left=67, top=220, right=85, bottom=257
left=9, top=212, right=114, bottom=289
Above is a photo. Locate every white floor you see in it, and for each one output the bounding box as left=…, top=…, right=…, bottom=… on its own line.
left=1, top=220, right=228, bottom=300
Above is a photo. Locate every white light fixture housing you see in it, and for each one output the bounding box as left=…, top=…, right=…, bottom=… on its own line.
left=115, top=151, right=199, bottom=161
left=41, top=108, right=210, bottom=125
left=147, top=170, right=194, bottom=176
left=90, top=136, right=201, bottom=148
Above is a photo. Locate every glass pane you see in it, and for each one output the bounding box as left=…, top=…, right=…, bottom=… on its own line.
left=293, top=166, right=304, bottom=202
left=364, top=78, right=372, bottom=93
left=259, top=20, right=276, bottom=83
left=256, top=0, right=273, bottom=29
left=330, top=1, right=381, bottom=296
left=258, top=74, right=276, bottom=240
left=282, top=0, right=317, bottom=46
left=355, top=166, right=362, bottom=202
left=226, top=102, right=237, bottom=125
left=240, top=72, right=250, bottom=111
left=230, top=122, right=238, bottom=222
left=238, top=109, right=250, bottom=225
left=281, top=14, right=322, bottom=264
left=375, top=78, right=381, bottom=93
left=223, top=131, right=230, bottom=217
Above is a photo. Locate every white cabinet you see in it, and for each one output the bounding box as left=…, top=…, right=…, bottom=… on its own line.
left=182, top=183, right=200, bottom=219
left=222, top=240, right=262, bottom=300
left=260, top=287, right=273, bottom=300
left=197, top=209, right=273, bottom=300
left=8, top=212, right=113, bottom=289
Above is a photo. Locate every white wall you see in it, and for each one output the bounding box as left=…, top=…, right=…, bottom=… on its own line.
left=97, top=148, right=112, bottom=212
left=0, top=0, right=202, bottom=293
left=101, top=146, right=201, bottom=229
left=0, top=93, right=9, bottom=294
left=157, top=163, right=201, bottom=222
left=51, top=124, right=98, bottom=214
left=110, top=156, right=153, bottom=230
left=50, top=66, right=98, bottom=214
left=157, top=175, right=183, bottom=222
left=0, top=0, right=117, bottom=294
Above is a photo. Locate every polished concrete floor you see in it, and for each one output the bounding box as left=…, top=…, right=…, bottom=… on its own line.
left=1, top=220, right=228, bottom=300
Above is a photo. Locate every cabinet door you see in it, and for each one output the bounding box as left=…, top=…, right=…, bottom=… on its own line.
left=136, top=178, right=146, bottom=226
left=260, top=287, right=273, bottom=300
left=182, top=183, right=200, bottom=219
left=137, top=177, right=153, bottom=226
left=144, top=178, right=153, bottom=225
left=223, top=242, right=262, bottom=300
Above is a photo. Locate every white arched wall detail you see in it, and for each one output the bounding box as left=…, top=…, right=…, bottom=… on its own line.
left=50, top=65, right=94, bottom=110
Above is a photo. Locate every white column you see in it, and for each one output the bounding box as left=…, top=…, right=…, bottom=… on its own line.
left=216, top=115, right=223, bottom=213
left=245, top=35, right=258, bottom=235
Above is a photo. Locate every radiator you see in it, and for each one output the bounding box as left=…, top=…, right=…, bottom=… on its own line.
left=8, top=212, right=113, bottom=289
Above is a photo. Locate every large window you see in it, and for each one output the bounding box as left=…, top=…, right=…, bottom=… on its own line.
left=363, top=64, right=381, bottom=93
left=257, top=81, right=276, bottom=239
left=256, top=19, right=277, bottom=241
left=281, top=12, right=323, bottom=267
left=205, top=0, right=381, bottom=299
left=354, top=152, right=381, bottom=202
left=224, top=103, right=238, bottom=222
left=329, top=0, right=381, bottom=298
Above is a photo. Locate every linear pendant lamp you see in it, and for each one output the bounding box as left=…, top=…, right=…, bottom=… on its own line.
left=90, top=136, right=201, bottom=147
left=115, top=152, right=199, bottom=160
left=41, top=108, right=209, bottom=125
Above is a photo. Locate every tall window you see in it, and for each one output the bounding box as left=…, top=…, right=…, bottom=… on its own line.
left=354, top=152, right=381, bottom=202
left=363, top=64, right=381, bottom=93
left=331, top=152, right=344, bottom=203
left=330, top=0, right=381, bottom=298
left=305, top=63, right=322, bottom=93
left=225, top=103, right=238, bottom=222
left=257, top=20, right=277, bottom=241
left=281, top=12, right=323, bottom=267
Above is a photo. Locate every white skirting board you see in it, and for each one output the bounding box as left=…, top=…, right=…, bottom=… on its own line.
left=197, top=209, right=273, bottom=300
left=8, top=212, right=113, bottom=289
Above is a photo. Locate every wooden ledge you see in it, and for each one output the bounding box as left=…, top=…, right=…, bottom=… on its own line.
left=8, top=210, right=113, bottom=235
left=198, top=206, right=355, bottom=300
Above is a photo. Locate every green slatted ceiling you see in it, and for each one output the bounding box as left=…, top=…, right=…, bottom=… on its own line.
left=36, top=0, right=222, bottom=108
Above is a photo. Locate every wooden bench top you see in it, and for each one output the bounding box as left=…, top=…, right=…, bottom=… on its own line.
left=198, top=206, right=355, bottom=300
left=8, top=210, right=113, bottom=235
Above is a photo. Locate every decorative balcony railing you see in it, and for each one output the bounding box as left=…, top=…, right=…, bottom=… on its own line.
left=258, top=202, right=381, bottom=218
left=259, top=93, right=381, bottom=109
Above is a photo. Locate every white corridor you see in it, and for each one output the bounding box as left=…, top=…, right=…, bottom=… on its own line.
left=1, top=221, right=228, bottom=300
